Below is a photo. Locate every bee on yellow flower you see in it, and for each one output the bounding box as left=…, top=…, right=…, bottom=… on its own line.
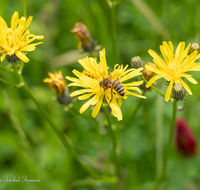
left=0, top=11, right=44, bottom=63
left=145, top=41, right=200, bottom=101
left=66, top=49, right=146, bottom=121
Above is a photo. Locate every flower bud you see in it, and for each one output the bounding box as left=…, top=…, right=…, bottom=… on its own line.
left=130, top=56, right=144, bottom=69
left=188, top=43, right=200, bottom=55
left=6, top=54, right=20, bottom=63
left=57, top=89, right=72, bottom=105
left=143, top=62, right=157, bottom=81
left=172, top=83, right=186, bottom=101
left=174, top=118, right=197, bottom=157
left=71, top=22, right=95, bottom=52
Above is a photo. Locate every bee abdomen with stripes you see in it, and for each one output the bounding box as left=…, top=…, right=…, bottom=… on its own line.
left=112, top=79, right=125, bottom=96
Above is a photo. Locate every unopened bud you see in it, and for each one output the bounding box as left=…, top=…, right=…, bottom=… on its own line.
left=131, top=56, right=144, bottom=69
left=6, top=54, right=20, bottom=63
left=143, top=62, right=157, bottom=81
left=82, top=38, right=95, bottom=52
left=172, top=83, right=186, bottom=101
left=57, top=89, right=72, bottom=105
left=188, top=43, right=200, bottom=55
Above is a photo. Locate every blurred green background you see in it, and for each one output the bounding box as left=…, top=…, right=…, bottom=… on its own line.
left=0, top=0, right=200, bottom=189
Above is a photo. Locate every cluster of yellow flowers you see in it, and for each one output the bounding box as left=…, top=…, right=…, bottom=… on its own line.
left=1, top=12, right=200, bottom=121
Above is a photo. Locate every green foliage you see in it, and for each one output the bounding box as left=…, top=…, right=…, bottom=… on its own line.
left=0, top=0, right=200, bottom=189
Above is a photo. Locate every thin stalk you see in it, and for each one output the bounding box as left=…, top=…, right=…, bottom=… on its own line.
left=12, top=64, right=103, bottom=180
left=19, top=61, right=24, bottom=74
left=154, top=101, right=177, bottom=189
left=102, top=105, right=120, bottom=180
left=163, top=101, right=177, bottom=177
left=122, top=97, right=143, bottom=127
left=0, top=65, right=13, bottom=72
left=23, top=0, right=27, bottom=18
left=110, top=1, right=117, bottom=66
left=0, top=77, right=24, bottom=88
left=155, top=93, right=163, bottom=190
left=2, top=89, right=33, bottom=157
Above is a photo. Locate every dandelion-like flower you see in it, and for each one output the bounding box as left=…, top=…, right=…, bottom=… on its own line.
left=66, top=49, right=146, bottom=121
left=145, top=41, right=200, bottom=101
left=0, top=11, right=44, bottom=63
left=43, top=70, right=66, bottom=97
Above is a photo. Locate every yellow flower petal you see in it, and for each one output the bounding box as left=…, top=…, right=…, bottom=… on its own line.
left=20, top=42, right=43, bottom=52
left=146, top=75, right=162, bottom=88
left=179, top=79, right=192, bottom=95
left=165, top=80, right=173, bottom=102
left=15, top=51, right=29, bottom=63
left=78, top=93, right=95, bottom=100
left=70, top=89, right=94, bottom=97
left=127, top=92, right=146, bottom=99
left=1, top=54, right=6, bottom=62
left=126, top=87, right=142, bottom=94
left=148, top=49, right=167, bottom=68
left=92, top=95, right=103, bottom=118
left=182, top=74, right=198, bottom=84
left=110, top=99, right=122, bottom=121
left=123, top=81, right=143, bottom=87
left=66, top=76, right=80, bottom=83
left=80, top=94, right=99, bottom=114
left=11, top=11, right=19, bottom=30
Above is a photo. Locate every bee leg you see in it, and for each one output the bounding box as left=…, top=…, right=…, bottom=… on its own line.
left=109, top=88, right=113, bottom=103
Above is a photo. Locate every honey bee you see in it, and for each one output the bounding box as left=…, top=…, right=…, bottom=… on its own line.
left=100, top=77, right=125, bottom=103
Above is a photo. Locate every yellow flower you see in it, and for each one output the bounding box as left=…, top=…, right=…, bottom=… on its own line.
left=66, top=49, right=146, bottom=121
left=146, top=41, right=200, bottom=101
left=43, top=70, right=66, bottom=97
left=0, top=11, right=44, bottom=63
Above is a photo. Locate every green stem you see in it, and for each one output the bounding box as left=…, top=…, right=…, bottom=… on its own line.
left=12, top=64, right=102, bottom=180
left=154, top=101, right=177, bottom=190
left=154, top=93, right=163, bottom=190
left=141, top=75, right=166, bottom=97
left=2, top=89, right=33, bottom=157
left=0, top=77, right=24, bottom=88
left=122, top=97, right=143, bottom=127
left=19, top=61, right=24, bottom=74
left=0, top=65, right=13, bottom=72
left=102, top=105, right=120, bottom=181
left=110, top=1, right=117, bottom=66
left=163, top=101, right=177, bottom=177
left=23, top=0, right=27, bottom=18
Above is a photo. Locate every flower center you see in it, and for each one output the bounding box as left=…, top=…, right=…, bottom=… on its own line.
left=168, top=62, right=178, bottom=76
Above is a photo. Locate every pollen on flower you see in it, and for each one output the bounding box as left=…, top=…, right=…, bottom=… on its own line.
left=0, top=11, right=44, bottom=63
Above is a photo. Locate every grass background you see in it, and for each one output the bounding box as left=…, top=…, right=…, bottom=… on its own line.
left=0, top=0, right=200, bottom=189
